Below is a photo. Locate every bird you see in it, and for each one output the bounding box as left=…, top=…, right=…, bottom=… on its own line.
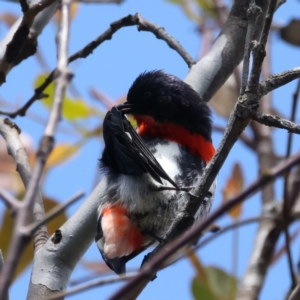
left=95, top=70, right=216, bottom=275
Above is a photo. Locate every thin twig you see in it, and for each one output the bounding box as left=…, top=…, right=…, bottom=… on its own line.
left=45, top=273, right=137, bottom=300
left=0, top=13, right=194, bottom=118
left=171, top=217, right=268, bottom=267
left=0, top=251, right=8, bottom=300
left=26, top=191, right=85, bottom=234
left=0, top=186, right=20, bottom=211
left=247, top=0, right=277, bottom=92
left=282, top=79, right=300, bottom=289
left=258, top=67, right=300, bottom=97
left=251, top=110, right=300, bottom=134
left=240, top=1, right=262, bottom=94
left=213, top=124, right=255, bottom=150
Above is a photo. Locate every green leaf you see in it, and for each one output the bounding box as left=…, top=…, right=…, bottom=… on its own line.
left=206, top=266, right=237, bottom=300
left=192, top=276, right=217, bottom=300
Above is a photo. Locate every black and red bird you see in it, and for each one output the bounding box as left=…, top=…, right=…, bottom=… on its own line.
left=95, top=70, right=216, bottom=274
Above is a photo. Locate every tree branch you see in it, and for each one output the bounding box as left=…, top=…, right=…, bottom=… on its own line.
left=108, top=150, right=300, bottom=300
left=0, top=186, right=20, bottom=212
left=258, top=67, right=300, bottom=97
left=0, top=117, right=48, bottom=250
left=0, top=0, right=72, bottom=297
left=251, top=110, right=300, bottom=134
left=240, top=1, right=262, bottom=94
left=0, top=0, right=58, bottom=85
left=213, top=124, right=255, bottom=150
left=288, top=285, right=300, bottom=300
left=0, top=251, right=8, bottom=300
left=185, top=0, right=269, bottom=102
left=45, top=273, right=137, bottom=300
left=26, top=191, right=84, bottom=235
left=0, top=13, right=194, bottom=118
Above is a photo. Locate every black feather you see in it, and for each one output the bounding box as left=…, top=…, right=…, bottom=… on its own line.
left=100, top=107, right=178, bottom=188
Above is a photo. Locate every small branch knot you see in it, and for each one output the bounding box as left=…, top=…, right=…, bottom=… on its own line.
left=247, top=4, right=263, bottom=22
left=3, top=118, right=21, bottom=134
left=37, top=135, right=54, bottom=158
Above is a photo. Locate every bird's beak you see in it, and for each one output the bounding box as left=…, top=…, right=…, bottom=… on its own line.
left=116, top=102, right=134, bottom=114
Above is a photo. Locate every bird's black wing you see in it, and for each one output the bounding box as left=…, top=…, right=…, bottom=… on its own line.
left=101, top=106, right=178, bottom=188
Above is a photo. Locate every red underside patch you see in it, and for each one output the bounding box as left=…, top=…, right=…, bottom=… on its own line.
left=134, top=115, right=215, bottom=162
left=102, top=206, right=143, bottom=258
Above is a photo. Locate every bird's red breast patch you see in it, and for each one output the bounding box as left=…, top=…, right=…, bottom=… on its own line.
left=135, top=115, right=215, bottom=162
left=101, top=205, right=143, bottom=259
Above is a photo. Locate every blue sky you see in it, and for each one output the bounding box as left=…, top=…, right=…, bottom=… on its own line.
left=1, top=0, right=300, bottom=299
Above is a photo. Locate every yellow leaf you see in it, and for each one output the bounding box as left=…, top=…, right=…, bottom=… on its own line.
left=45, top=143, right=80, bottom=170
left=55, top=2, right=78, bottom=25
left=62, top=97, right=90, bottom=121
left=222, top=163, right=244, bottom=219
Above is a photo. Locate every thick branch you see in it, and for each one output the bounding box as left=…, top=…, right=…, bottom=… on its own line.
left=0, top=0, right=72, bottom=297
left=213, top=124, right=255, bottom=150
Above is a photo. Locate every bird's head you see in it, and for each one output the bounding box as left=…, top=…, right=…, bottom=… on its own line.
left=118, top=70, right=213, bottom=141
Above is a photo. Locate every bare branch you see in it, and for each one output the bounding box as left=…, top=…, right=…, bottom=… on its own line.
left=185, top=0, right=269, bottom=102
left=0, top=251, right=8, bottom=300
left=259, top=67, right=300, bottom=97
left=0, top=186, right=20, bottom=211
left=281, top=78, right=300, bottom=290
left=0, top=0, right=72, bottom=296
left=19, top=0, right=29, bottom=13
left=135, top=13, right=195, bottom=68
left=241, top=2, right=262, bottom=94
left=0, top=0, right=58, bottom=85
left=45, top=273, right=137, bottom=300
left=213, top=124, right=255, bottom=150
left=0, top=117, right=48, bottom=249
left=26, top=191, right=85, bottom=235
left=0, top=13, right=194, bottom=118
left=252, top=111, right=300, bottom=134
left=288, top=285, right=300, bottom=300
